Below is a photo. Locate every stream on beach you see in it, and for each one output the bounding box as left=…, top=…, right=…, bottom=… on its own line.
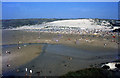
left=2, top=43, right=118, bottom=76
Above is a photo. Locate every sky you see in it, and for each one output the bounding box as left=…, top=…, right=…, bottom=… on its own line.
left=1, top=0, right=120, bottom=2
left=2, top=2, right=119, bottom=19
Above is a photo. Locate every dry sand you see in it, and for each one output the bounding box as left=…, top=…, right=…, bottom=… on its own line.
left=13, top=19, right=112, bottom=30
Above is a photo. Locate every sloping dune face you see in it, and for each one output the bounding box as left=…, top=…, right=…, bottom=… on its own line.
left=46, top=19, right=94, bottom=27
left=10, top=19, right=112, bottom=31
left=44, top=19, right=111, bottom=30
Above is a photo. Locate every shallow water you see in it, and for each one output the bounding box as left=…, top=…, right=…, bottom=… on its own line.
left=2, top=43, right=118, bottom=76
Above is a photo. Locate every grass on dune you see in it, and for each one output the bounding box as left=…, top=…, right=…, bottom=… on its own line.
left=60, top=68, right=117, bottom=78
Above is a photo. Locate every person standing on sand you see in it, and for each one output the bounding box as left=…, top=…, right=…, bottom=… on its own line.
left=29, top=69, right=33, bottom=78
left=104, top=43, right=106, bottom=47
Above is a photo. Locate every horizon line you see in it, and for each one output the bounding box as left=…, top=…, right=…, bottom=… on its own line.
left=2, top=17, right=119, bottom=20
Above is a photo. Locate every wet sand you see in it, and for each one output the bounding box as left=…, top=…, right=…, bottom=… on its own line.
left=2, top=30, right=118, bottom=49
left=2, top=30, right=119, bottom=76
left=2, top=44, right=43, bottom=73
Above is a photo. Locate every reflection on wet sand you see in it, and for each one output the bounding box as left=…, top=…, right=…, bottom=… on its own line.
left=2, top=30, right=119, bottom=76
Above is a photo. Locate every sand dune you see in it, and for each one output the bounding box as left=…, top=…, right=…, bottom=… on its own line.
left=8, top=19, right=117, bottom=31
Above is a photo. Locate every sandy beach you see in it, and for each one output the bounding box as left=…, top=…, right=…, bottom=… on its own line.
left=2, top=2, right=120, bottom=77
left=2, top=30, right=118, bottom=48
left=1, top=1, right=120, bottom=77
left=1, top=29, right=119, bottom=76
left=2, top=43, right=43, bottom=73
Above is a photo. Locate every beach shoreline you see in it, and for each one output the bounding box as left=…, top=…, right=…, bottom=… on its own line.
left=1, top=30, right=119, bottom=76
left=2, top=43, right=43, bottom=73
